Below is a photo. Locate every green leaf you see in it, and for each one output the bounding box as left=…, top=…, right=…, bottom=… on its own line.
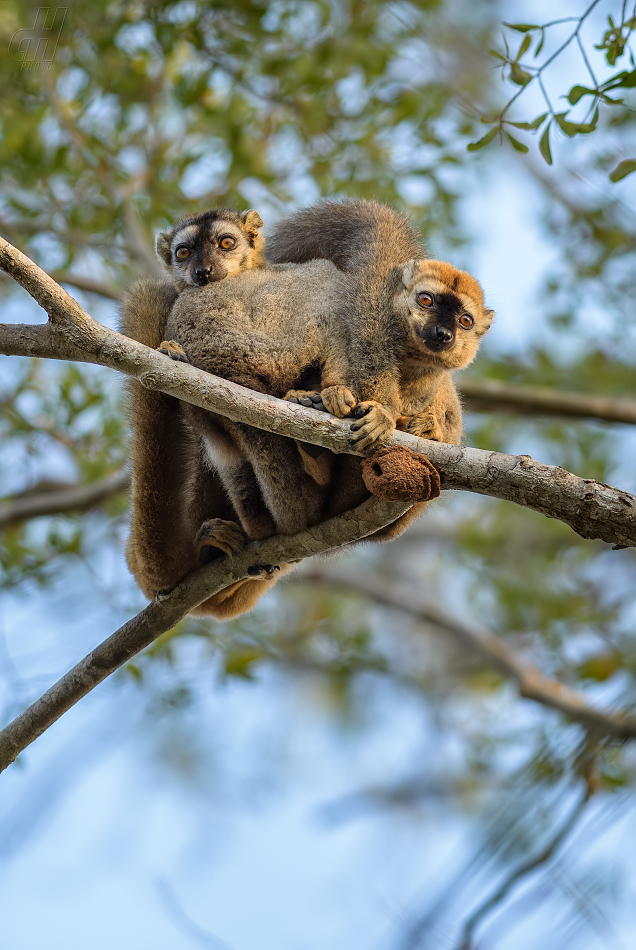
left=504, top=22, right=540, bottom=32
left=567, top=85, right=596, bottom=105
left=516, top=35, right=531, bottom=60
left=467, top=126, right=499, bottom=151
left=488, top=49, right=507, bottom=61
left=505, top=131, right=529, bottom=153
left=555, top=108, right=599, bottom=136
left=609, top=158, right=636, bottom=181
left=508, top=112, right=547, bottom=131
left=604, top=68, right=636, bottom=89
left=539, top=124, right=552, bottom=165
left=554, top=111, right=579, bottom=137
left=509, top=63, right=532, bottom=86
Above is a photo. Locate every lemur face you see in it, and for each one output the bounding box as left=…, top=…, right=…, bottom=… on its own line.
left=156, top=209, right=264, bottom=290
left=398, top=259, right=494, bottom=370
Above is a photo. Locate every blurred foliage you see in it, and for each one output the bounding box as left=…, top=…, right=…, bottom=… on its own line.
left=2, top=1, right=636, bottom=947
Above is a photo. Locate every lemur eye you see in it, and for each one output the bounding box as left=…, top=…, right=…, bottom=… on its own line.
left=175, top=246, right=190, bottom=260
left=416, top=292, right=434, bottom=308
left=459, top=313, right=474, bottom=329
left=219, top=236, right=236, bottom=250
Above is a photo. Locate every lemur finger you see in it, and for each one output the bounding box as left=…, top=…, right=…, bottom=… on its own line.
left=320, top=385, right=357, bottom=418
left=196, top=518, right=246, bottom=562
left=299, top=397, right=313, bottom=407
left=158, top=340, right=189, bottom=362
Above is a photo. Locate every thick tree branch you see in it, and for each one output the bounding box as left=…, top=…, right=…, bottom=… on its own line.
left=0, top=494, right=409, bottom=773
left=0, top=471, right=130, bottom=530
left=2, top=234, right=636, bottom=548
left=459, top=377, right=636, bottom=427
left=301, top=569, right=636, bottom=739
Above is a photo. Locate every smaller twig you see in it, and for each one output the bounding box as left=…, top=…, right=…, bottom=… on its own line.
left=0, top=471, right=129, bottom=530
left=300, top=569, right=636, bottom=739
left=456, top=789, right=590, bottom=950
left=458, top=377, right=636, bottom=426
left=50, top=271, right=123, bottom=301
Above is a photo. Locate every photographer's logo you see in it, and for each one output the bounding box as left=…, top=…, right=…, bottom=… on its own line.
left=8, top=8, right=67, bottom=70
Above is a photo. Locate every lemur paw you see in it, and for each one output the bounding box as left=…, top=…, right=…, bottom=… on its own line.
left=399, top=411, right=444, bottom=443
left=284, top=390, right=325, bottom=411
left=319, top=385, right=357, bottom=418
left=196, top=518, right=246, bottom=562
left=158, top=340, right=189, bottom=363
left=349, top=401, right=396, bottom=452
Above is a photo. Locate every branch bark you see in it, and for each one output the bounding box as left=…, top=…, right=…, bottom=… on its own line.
left=0, top=494, right=409, bottom=772
left=2, top=235, right=636, bottom=548
left=301, top=569, right=636, bottom=739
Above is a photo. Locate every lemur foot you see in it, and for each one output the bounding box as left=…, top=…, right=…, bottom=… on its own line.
left=158, top=340, right=189, bottom=362
left=349, top=401, right=396, bottom=452
left=196, top=518, right=246, bottom=562
left=247, top=564, right=281, bottom=577
left=319, top=385, right=357, bottom=418
left=361, top=446, right=441, bottom=503
left=284, top=390, right=326, bottom=412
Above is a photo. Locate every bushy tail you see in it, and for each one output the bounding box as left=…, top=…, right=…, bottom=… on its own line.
left=264, top=198, right=426, bottom=277
left=119, top=277, right=178, bottom=348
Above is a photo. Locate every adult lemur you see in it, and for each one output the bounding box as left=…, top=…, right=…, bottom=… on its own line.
left=121, top=201, right=493, bottom=618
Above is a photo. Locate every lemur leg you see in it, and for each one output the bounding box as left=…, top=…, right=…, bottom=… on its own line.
left=125, top=385, right=234, bottom=599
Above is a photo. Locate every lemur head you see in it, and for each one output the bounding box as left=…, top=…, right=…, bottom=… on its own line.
left=155, top=209, right=265, bottom=290
left=398, top=259, right=494, bottom=370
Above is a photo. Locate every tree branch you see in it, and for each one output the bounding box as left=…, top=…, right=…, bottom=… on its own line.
left=2, top=234, right=636, bottom=548
left=0, top=471, right=130, bottom=530
left=300, top=569, right=636, bottom=739
left=459, top=376, right=636, bottom=427
left=0, top=494, right=409, bottom=773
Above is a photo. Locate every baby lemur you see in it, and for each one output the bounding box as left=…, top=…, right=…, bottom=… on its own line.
left=121, top=201, right=493, bottom=619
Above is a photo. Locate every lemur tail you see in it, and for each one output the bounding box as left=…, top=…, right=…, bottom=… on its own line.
left=264, top=198, right=427, bottom=276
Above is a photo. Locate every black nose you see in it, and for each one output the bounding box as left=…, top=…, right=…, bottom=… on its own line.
left=194, top=266, right=212, bottom=284
left=434, top=326, right=453, bottom=343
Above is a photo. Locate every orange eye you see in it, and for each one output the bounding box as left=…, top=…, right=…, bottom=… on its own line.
left=416, top=292, right=434, bottom=308
left=459, top=313, right=474, bottom=329
left=219, top=236, right=236, bottom=250
left=175, top=246, right=190, bottom=260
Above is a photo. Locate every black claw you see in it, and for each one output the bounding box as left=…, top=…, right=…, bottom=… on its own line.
left=350, top=422, right=361, bottom=432
left=287, top=396, right=299, bottom=404
left=352, top=405, right=371, bottom=419
left=310, top=393, right=322, bottom=403
left=248, top=563, right=280, bottom=576
left=179, top=354, right=189, bottom=363
left=299, top=397, right=313, bottom=407
left=159, top=347, right=168, bottom=355
left=314, top=401, right=325, bottom=412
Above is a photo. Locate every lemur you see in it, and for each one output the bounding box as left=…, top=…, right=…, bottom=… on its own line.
left=121, top=201, right=493, bottom=617
left=121, top=208, right=283, bottom=620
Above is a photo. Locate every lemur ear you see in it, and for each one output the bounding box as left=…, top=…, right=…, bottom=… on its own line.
left=155, top=230, right=172, bottom=265
left=484, top=308, right=495, bottom=324
left=241, top=210, right=264, bottom=233
left=401, top=259, right=424, bottom=287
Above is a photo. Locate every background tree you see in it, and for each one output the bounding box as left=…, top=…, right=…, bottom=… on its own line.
left=2, top=2, right=636, bottom=948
